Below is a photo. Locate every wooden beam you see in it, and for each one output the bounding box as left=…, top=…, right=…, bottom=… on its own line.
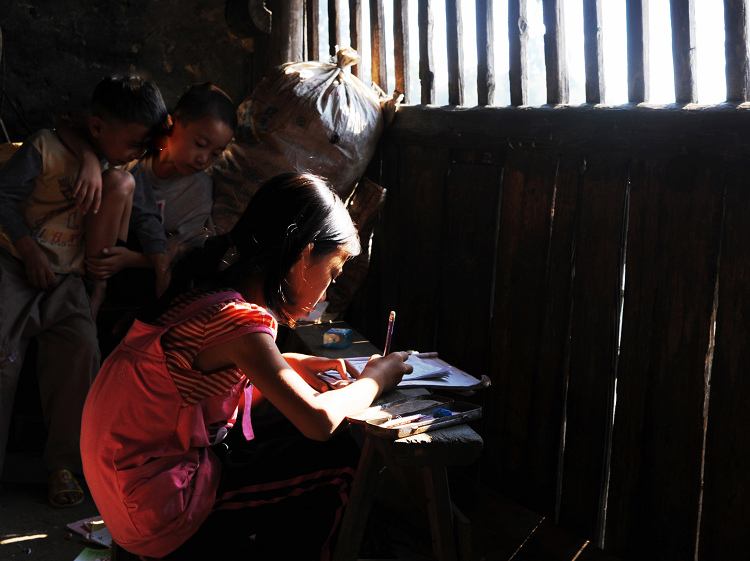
left=349, top=0, right=362, bottom=76
left=509, top=0, right=529, bottom=106
left=306, top=0, right=320, bottom=60
left=626, top=0, right=649, bottom=103
left=370, top=0, right=388, bottom=91
left=542, top=0, right=569, bottom=104
left=394, top=0, right=410, bottom=103
left=419, top=0, right=436, bottom=104
left=328, top=0, right=341, bottom=57
left=583, top=0, right=605, bottom=104
left=670, top=0, right=697, bottom=103
left=267, top=0, right=304, bottom=67
left=476, top=0, right=495, bottom=106
left=446, top=0, right=465, bottom=105
left=724, top=0, right=749, bottom=101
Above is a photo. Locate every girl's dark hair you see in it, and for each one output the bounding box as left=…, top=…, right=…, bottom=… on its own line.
left=141, top=172, right=360, bottom=325
left=172, top=82, right=238, bottom=132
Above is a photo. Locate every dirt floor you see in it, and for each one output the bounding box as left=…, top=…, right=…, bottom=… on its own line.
left=0, top=450, right=106, bottom=561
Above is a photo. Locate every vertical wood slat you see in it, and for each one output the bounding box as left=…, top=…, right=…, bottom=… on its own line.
left=419, top=0, right=436, bottom=104
left=393, top=0, right=410, bottom=103
left=306, top=0, right=320, bottom=60
left=446, top=0, right=465, bottom=105
left=700, top=163, right=750, bottom=561
left=328, top=0, right=341, bottom=57
left=582, top=0, right=605, bottom=104
left=370, top=0, right=388, bottom=91
left=509, top=0, right=529, bottom=106
left=670, top=0, right=697, bottom=103
left=542, top=0, right=569, bottom=104
left=486, top=151, right=564, bottom=515
left=606, top=157, right=723, bottom=559
left=436, top=151, right=503, bottom=377
left=724, top=0, right=750, bottom=101
left=476, top=0, right=495, bottom=106
left=626, top=0, right=649, bottom=103
left=557, top=157, right=626, bottom=541
left=349, top=0, right=362, bottom=76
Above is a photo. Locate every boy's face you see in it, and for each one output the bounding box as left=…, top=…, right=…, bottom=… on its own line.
left=88, top=116, right=150, bottom=167
left=163, top=115, right=234, bottom=176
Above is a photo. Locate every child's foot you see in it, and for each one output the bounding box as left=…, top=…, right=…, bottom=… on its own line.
left=48, top=469, right=84, bottom=508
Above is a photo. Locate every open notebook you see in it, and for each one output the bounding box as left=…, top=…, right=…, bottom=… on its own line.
left=318, top=353, right=490, bottom=392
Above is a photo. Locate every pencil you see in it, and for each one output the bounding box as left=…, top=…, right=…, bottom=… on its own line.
left=384, top=310, right=396, bottom=355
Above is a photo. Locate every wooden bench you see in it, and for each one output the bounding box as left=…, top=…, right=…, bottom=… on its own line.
left=280, top=321, right=485, bottom=561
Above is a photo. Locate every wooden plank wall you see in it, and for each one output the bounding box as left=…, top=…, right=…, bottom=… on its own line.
left=347, top=105, right=750, bottom=561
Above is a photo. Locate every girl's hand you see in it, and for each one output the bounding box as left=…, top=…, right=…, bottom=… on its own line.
left=73, top=151, right=103, bottom=215
left=85, top=246, right=138, bottom=279
left=359, top=352, right=413, bottom=396
left=282, top=353, right=360, bottom=392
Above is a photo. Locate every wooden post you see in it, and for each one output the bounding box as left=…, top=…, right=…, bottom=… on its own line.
left=446, top=0, right=465, bottom=106
left=542, top=0, right=569, bottom=104
left=419, top=0, right=436, bottom=104
left=328, top=0, right=341, bottom=58
left=670, top=0, right=697, bottom=103
left=370, top=0, right=388, bottom=91
left=476, top=0, right=495, bottom=106
left=583, top=0, right=604, bottom=104
left=267, top=0, right=305, bottom=67
left=509, top=0, right=529, bottom=106
left=626, top=0, right=649, bottom=103
left=394, top=0, right=410, bottom=103
left=724, top=0, right=750, bottom=102
left=350, top=0, right=362, bottom=77
left=306, top=0, right=320, bottom=60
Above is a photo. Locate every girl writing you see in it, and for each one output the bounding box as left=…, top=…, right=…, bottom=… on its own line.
left=80, top=172, right=412, bottom=560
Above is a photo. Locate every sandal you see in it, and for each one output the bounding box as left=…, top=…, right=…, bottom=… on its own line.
left=48, top=469, right=84, bottom=508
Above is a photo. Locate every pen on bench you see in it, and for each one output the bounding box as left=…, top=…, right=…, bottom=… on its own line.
left=384, top=310, right=396, bottom=355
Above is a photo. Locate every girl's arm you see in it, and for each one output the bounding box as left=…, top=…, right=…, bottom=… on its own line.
left=195, top=332, right=412, bottom=441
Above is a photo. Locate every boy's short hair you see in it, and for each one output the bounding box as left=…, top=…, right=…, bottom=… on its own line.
left=90, top=74, right=168, bottom=136
left=172, top=82, right=238, bottom=132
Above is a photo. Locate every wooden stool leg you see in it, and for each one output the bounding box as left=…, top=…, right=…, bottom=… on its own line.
left=423, top=466, right=458, bottom=561
left=332, top=437, right=384, bottom=561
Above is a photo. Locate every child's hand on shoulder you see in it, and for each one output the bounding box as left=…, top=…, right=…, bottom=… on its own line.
left=73, top=151, right=103, bottom=214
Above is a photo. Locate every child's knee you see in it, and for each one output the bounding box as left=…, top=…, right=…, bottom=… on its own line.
left=102, top=169, right=135, bottom=200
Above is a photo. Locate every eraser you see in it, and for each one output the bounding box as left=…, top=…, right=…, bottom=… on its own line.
left=433, top=407, right=452, bottom=418
left=323, top=327, right=353, bottom=349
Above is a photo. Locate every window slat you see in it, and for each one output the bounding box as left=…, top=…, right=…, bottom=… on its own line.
left=476, top=0, right=495, bottom=106
left=583, top=0, right=605, bottom=104
left=306, top=0, right=320, bottom=60
left=508, top=0, right=529, bottom=106
left=394, top=0, right=410, bottom=103
left=542, top=0, right=569, bottom=104
left=350, top=0, right=362, bottom=76
left=328, top=0, right=341, bottom=57
left=419, top=0, right=436, bottom=104
left=446, top=0, right=465, bottom=105
left=670, top=0, right=697, bottom=103
left=626, top=0, right=649, bottom=103
left=725, top=0, right=750, bottom=102
left=370, top=0, right=388, bottom=90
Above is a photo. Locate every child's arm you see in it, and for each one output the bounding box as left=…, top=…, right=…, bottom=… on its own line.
left=196, top=332, right=412, bottom=441
left=54, top=119, right=102, bottom=215
left=0, top=141, right=58, bottom=289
